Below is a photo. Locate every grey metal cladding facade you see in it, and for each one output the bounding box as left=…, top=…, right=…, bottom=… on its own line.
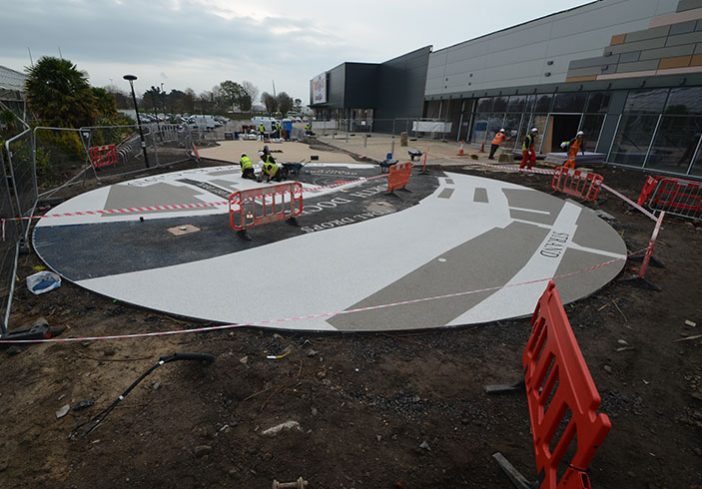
left=344, top=63, right=379, bottom=108
left=327, top=64, right=346, bottom=108
left=375, top=46, right=431, bottom=121
left=425, top=0, right=681, bottom=97
left=678, top=0, right=702, bottom=12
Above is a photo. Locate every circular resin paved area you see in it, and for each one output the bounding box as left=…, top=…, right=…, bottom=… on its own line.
left=33, top=164, right=627, bottom=331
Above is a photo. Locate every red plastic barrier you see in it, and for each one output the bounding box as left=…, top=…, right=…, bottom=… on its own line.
left=89, top=144, right=118, bottom=169
left=229, top=182, right=303, bottom=231
left=387, top=161, right=412, bottom=193
left=551, top=167, right=603, bottom=203
left=523, top=282, right=612, bottom=489
left=636, top=175, right=702, bottom=220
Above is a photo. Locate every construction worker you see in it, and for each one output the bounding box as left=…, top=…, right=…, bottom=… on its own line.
left=258, top=123, right=266, bottom=141
left=520, top=128, right=538, bottom=170
left=563, top=131, right=585, bottom=170
left=260, top=152, right=286, bottom=182
left=489, top=129, right=507, bottom=160
left=304, top=122, right=313, bottom=136
left=239, top=153, right=255, bottom=180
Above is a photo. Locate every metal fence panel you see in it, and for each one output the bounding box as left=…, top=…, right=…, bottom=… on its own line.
left=34, top=127, right=93, bottom=199
left=0, top=149, right=20, bottom=336
left=5, top=129, right=37, bottom=238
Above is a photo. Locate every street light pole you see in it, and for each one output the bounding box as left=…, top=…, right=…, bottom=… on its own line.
left=123, top=74, right=150, bottom=168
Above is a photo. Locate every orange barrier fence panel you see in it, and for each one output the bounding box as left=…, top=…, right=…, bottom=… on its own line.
left=523, top=281, right=611, bottom=489
left=637, top=176, right=702, bottom=220
left=387, top=162, right=413, bottom=193
left=89, top=144, right=118, bottom=169
left=228, top=182, right=303, bottom=232
left=551, top=167, right=603, bottom=203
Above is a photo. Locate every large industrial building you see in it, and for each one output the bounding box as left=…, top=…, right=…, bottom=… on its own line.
left=310, top=0, right=702, bottom=178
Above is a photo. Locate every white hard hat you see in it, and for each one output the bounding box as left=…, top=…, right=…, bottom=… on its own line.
left=500, top=128, right=505, bottom=132
left=531, top=128, right=538, bottom=133
left=577, top=131, right=584, bottom=136
left=560, top=142, right=568, bottom=150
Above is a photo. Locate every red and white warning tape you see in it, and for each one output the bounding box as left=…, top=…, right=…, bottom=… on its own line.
left=1, top=174, right=389, bottom=225
left=0, top=253, right=631, bottom=344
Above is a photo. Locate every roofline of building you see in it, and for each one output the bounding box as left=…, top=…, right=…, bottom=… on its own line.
left=432, top=0, right=602, bottom=54
left=316, top=45, right=433, bottom=79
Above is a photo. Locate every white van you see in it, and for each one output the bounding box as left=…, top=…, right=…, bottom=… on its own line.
left=188, top=115, right=216, bottom=131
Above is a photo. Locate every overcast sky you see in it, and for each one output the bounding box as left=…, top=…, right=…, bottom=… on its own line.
left=0, top=0, right=586, bottom=103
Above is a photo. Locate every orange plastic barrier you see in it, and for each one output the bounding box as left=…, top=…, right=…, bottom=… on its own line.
left=637, top=175, right=702, bottom=220
left=523, top=282, right=611, bottom=489
left=551, top=167, right=603, bottom=203
left=387, top=161, right=412, bottom=193
left=228, top=182, right=303, bottom=232
left=89, top=144, right=118, bottom=169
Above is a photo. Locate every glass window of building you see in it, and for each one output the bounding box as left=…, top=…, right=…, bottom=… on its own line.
left=477, top=98, right=494, bottom=112
left=534, top=94, right=552, bottom=113
left=507, top=95, right=526, bottom=113
left=579, top=114, right=606, bottom=152
left=525, top=95, right=536, bottom=114
left=610, top=114, right=660, bottom=167
left=502, top=113, right=524, bottom=151
left=664, top=87, right=702, bottom=115
left=493, top=97, right=508, bottom=112
left=585, top=92, right=611, bottom=114
left=646, top=116, right=702, bottom=174
left=690, top=145, right=702, bottom=176
left=553, top=92, right=587, bottom=113
left=624, top=89, right=669, bottom=113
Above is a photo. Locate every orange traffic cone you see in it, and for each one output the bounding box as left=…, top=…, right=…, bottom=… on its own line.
left=457, top=141, right=465, bottom=156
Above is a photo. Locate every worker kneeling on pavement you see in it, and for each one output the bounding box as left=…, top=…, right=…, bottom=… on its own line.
left=260, top=153, right=287, bottom=182
left=239, top=153, right=255, bottom=180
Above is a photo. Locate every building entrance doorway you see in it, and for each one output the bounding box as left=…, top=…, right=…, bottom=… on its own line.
left=544, top=114, right=581, bottom=152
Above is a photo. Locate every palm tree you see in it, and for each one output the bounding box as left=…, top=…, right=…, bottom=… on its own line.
left=25, top=56, right=97, bottom=128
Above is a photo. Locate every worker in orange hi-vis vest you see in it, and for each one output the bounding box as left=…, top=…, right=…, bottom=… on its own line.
left=519, top=128, right=538, bottom=170
left=563, top=131, right=585, bottom=170
left=488, top=129, right=507, bottom=160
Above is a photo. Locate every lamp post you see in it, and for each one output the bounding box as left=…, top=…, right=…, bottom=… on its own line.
left=123, top=74, right=150, bottom=168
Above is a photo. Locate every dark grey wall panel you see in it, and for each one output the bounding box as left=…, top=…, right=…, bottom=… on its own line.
left=570, top=55, right=621, bottom=69
left=639, top=44, right=696, bottom=59
left=607, top=37, right=668, bottom=55
left=374, top=46, right=431, bottom=132
left=616, top=59, right=660, bottom=72
left=344, top=63, right=379, bottom=108
left=670, top=20, right=698, bottom=35
left=666, top=31, right=702, bottom=46
left=619, top=51, right=642, bottom=62
left=678, top=0, right=702, bottom=12
left=625, top=25, right=670, bottom=42
left=327, top=65, right=346, bottom=109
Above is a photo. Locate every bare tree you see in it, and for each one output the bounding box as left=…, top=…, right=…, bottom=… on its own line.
left=261, top=92, right=278, bottom=114
left=242, top=81, right=259, bottom=105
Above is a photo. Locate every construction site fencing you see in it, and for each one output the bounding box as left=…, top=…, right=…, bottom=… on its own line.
left=34, top=127, right=93, bottom=199
left=229, top=182, right=303, bottom=233
left=523, top=281, right=612, bottom=489
left=0, top=149, right=20, bottom=336
left=4, top=128, right=37, bottom=239
left=637, top=175, right=702, bottom=220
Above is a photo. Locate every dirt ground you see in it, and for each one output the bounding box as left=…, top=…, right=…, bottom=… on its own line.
left=0, top=152, right=701, bottom=489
